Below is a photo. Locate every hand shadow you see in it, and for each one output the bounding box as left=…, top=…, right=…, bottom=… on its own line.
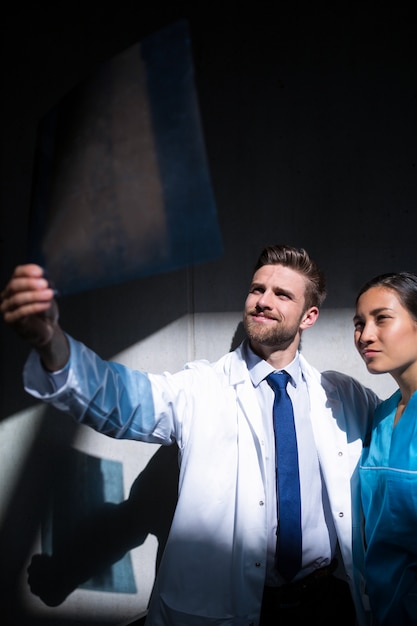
left=27, top=443, right=179, bottom=608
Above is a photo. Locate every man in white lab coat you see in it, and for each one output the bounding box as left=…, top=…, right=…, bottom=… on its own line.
left=1, top=244, right=379, bottom=625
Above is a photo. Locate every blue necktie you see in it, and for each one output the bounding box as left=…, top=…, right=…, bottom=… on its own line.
left=267, top=371, right=302, bottom=582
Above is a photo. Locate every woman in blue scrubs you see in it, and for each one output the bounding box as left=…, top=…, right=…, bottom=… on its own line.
left=354, top=272, right=417, bottom=626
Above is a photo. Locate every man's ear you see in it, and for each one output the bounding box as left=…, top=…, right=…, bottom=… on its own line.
left=300, top=306, right=319, bottom=330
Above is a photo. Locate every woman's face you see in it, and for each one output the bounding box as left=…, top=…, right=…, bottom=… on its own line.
left=354, top=285, right=417, bottom=377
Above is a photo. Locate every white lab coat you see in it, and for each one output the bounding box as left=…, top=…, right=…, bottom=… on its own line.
left=24, top=336, right=379, bottom=626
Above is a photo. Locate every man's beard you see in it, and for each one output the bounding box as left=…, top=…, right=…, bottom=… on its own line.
left=243, top=312, right=302, bottom=349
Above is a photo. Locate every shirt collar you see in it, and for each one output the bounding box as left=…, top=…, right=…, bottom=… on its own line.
left=243, top=340, right=301, bottom=389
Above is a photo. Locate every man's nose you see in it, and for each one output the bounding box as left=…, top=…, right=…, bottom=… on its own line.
left=256, top=291, right=273, bottom=308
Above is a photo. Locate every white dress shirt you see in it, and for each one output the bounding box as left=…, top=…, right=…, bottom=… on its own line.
left=244, top=343, right=337, bottom=585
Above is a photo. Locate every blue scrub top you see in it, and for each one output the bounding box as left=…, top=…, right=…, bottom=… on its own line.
left=360, top=389, right=417, bottom=625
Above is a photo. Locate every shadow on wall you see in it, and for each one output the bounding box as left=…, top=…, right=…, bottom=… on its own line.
left=26, top=443, right=179, bottom=609
left=230, top=321, right=246, bottom=351
left=0, top=404, right=180, bottom=626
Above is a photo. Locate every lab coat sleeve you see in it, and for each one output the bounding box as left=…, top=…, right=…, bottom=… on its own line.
left=23, top=333, right=181, bottom=444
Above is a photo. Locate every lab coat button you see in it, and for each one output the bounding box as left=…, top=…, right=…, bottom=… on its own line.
left=339, top=512, right=344, bottom=517
left=259, top=500, right=264, bottom=506
left=338, top=451, right=343, bottom=456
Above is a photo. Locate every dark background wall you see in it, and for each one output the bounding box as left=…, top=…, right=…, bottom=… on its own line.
left=2, top=2, right=417, bottom=407
left=3, top=3, right=417, bottom=295
left=1, top=2, right=416, bottom=624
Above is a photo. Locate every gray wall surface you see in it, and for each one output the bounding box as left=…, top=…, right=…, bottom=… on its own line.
left=0, top=3, right=415, bottom=624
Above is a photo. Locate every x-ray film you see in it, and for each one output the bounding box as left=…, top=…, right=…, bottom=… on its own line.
left=28, top=20, right=222, bottom=295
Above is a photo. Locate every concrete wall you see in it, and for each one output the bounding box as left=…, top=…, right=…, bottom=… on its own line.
left=0, top=3, right=414, bottom=625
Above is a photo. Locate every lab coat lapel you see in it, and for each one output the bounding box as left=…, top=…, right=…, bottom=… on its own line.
left=227, top=346, right=264, bottom=432
left=226, top=346, right=267, bottom=468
